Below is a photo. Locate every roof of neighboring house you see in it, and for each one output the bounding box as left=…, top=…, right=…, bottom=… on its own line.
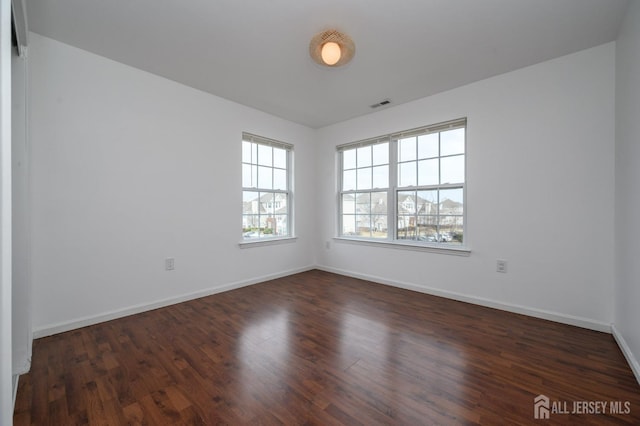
left=244, top=193, right=288, bottom=215
left=440, top=198, right=463, bottom=209
left=259, top=192, right=287, bottom=203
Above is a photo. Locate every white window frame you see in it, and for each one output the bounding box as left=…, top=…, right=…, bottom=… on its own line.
left=241, top=133, right=295, bottom=245
left=337, top=118, right=468, bottom=254
left=338, top=135, right=391, bottom=240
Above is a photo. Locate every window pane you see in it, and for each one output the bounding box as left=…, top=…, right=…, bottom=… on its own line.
left=398, top=190, right=416, bottom=214
left=399, top=137, right=417, bottom=162
left=260, top=215, right=277, bottom=237
left=398, top=162, right=417, bottom=187
left=273, top=194, right=287, bottom=213
left=418, top=133, right=438, bottom=159
left=370, top=217, right=387, bottom=238
left=439, top=216, right=463, bottom=244
left=357, top=167, right=372, bottom=190
left=273, top=147, right=287, bottom=169
left=342, top=214, right=356, bottom=235
left=243, top=191, right=259, bottom=214
left=343, top=169, right=356, bottom=191
left=261, top=193, right=275, bottom=215
left=357, top=146, right=372, bottom=167
left=417, top=215, right=437, bottom=227
left=258, top=166, right=273, bottom=189
left=397, top=215, right=417, bottom=240
left=440, top=155, right=464, bottom=184
left=416, top=215, right=430, bottom=241
left=417, top=159, right=438, bottom=186
left=372, top=165, right=388, bottom=189
left=416, top=219, right=438, bottom=242
left=258, top=144, right=272, bottom=166
left=371, top=192, right=387, bottom=214
left=242, top=141, right=255, bottom=164
left=417, top=190, right=438, bottom=214
left=243, top=215, right=260, bottom=238
left=371, top=192, right=387, bottom=238
left=342, top=194, right=356, bottom=214
left=440, top=188, right=464, bottom=215
left=372, top=143, right=389, bottom=165
left=242, top=164, right=257, bottom=188
left=343, top=149, right=356, bottom=170
left=356, top=214, right=371, bottom=236
left=441, top=128, right=465, bottom=156
left=273, top=168, right=287, bottom=190
left=273, top=215, right=288, bottom=237
left=356, top=193, right=371, bottom=214
left=242, top=214, right=258, bottom=229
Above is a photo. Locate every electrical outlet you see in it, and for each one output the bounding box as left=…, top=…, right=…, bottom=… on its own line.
left=165, top=257, right=175, bottom=271
left=496, top=259, right=507, bottom=273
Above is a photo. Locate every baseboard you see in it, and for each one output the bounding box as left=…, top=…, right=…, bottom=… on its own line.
left=611, top=324, right=640, bottom=385
left=12, top=374, right=19, bottom=412
left=316, top=265, right=612, bottom=333
left=33, top=265, right=315, bottom=338
left=13, top=357, right=31, bottom=376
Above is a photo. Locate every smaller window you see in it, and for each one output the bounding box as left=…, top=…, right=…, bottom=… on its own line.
left=242, top=133, right=293, bottom=240
left=340, top=138, right=390, bottom=239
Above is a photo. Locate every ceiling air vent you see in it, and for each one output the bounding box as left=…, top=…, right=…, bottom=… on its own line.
left=370, top=99, right=391, bottom=109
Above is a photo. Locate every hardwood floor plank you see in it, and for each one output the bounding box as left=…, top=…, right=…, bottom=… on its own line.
left=14, top=270, right=640, bottom=425
left=122, top=402, right=144, bottom=425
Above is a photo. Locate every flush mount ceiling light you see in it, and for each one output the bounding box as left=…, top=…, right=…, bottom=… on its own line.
left=309, top=29, right=355, bottom=67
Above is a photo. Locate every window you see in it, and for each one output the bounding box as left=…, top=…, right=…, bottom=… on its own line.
left=338, top=118, right=466, bottom=247
left=341, top=137, right=390, bottom=239
left=242, top=133, right=293, bottom=240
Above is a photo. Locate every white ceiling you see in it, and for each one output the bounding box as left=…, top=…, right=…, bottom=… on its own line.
left=26, top=0, right=629, bottom=128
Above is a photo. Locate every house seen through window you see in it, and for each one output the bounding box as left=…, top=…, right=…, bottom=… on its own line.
left=242, top=133, right=292, bottom=240
left=339, top=118, right=466, bottom=246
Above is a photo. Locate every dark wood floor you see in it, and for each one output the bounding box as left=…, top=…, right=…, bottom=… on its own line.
left=14, top=270, right=640, bottom=425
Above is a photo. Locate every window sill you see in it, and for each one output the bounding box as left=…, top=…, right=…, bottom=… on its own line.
left=238, top=236, right=298, bottom=248
left=333, top=237, right=471, bottom=256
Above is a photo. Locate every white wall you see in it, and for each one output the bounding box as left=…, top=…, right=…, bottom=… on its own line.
left=316, top=43, right=616, bottom=330
left=29, top=33, right=316, bottom=335
left=12, top=44, right=30, bottom=375
left=0, top=0, right=12, bottom=421
left=614, top=0, right=640, bottom=381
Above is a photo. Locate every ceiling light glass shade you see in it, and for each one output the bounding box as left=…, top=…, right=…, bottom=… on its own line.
left=309, top=29, right=355, bottom=67
left=321, top=42, right=341, bottom=65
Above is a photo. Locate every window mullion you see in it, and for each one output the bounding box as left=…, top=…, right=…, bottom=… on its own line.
left=287, top=149, right=291, bottom=236
left=338, top=149, right=343, bottom=237
left=352, top=152, right=358, bottom=192
left=389, top=138, right=398, bottom=242
left=271, top=147, right=275, bottom=190
left=367, top=192, right=372, bottom=238
left=437, top=132, right=442, bottom=240
left=414, top=136, right=419, bottom=241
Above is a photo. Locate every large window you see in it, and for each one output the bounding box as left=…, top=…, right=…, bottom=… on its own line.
left=242, top=133, right=292, bottom=240
left=338, top=118, right=466, bottom=247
